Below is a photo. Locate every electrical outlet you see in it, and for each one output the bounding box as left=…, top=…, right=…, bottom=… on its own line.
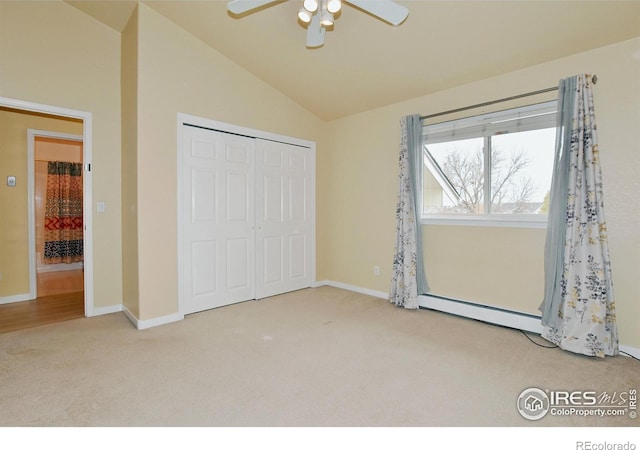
left=373, top=266, right=380, bottom=276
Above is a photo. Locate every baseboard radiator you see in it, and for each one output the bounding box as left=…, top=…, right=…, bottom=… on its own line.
left=419, top=294, right=543, bottom=334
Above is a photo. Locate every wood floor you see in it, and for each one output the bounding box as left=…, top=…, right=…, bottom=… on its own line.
left=37, top=269, right=84, bottom=297
left=0, top=270, right=84, bottom=334
left=0, top=291, right=84, bottom=334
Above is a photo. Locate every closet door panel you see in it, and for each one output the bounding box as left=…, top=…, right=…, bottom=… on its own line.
left=255, top=139, right=312, bottom=299
left=181, top=126, right=255, bottom=315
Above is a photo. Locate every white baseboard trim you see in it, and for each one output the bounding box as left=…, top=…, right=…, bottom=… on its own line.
left=620, top=344, right=640, bottom=360
left=122, top=306, right=138, bottom=328
left=122, top=306, right=183, bottom=330
left=311, top=280, right=325, bottom=288
left=0, top=293, right=35, bottom=305
left=320, top=280, right=640, bottom=356
left=90, top=304, right=123, bottom=317
left=315, top=280, right=388, bottom=300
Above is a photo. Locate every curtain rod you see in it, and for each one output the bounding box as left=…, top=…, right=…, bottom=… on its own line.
left=420, top=74, right=598, bottom=121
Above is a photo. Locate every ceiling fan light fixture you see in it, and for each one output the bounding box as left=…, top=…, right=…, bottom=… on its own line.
left=297, top=7, right=313, bottom=23
left=226, top=0, right=410, bottom=48
left=320, top=11, right=334, bottom=27
left=303, top=0, right=319, bottom=12
left=326, top=0, right=341, bottom=14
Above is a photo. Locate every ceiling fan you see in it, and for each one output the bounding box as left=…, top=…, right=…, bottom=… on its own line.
left=227, top=0, right=409, bottom=48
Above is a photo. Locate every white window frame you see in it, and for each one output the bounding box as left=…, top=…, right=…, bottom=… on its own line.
left=421, top=101, right=557, bottom=229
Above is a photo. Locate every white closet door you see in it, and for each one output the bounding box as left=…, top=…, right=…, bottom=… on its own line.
left=255, top=139, right=312, bottom=299
left=181, top=126, right=255, bottom=314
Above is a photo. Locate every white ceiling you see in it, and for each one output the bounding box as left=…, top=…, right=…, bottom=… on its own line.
left=66, top=0, right=640, bottom=121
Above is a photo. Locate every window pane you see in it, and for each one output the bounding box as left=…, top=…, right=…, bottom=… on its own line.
left=489, top=128, right=555, bottom=214
left=423, top=137, right=485, bottom=214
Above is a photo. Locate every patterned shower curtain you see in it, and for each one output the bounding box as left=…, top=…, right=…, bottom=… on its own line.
left=540, top=74, right=618, bottom=358
left=390, top=115, right=429, bottom=309
left=44, top=161, right=84, bottom=264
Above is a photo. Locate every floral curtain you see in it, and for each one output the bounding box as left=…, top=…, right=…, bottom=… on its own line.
left=390, top=115, right=429, bottom=309
left=44, top=161, right=84, bottom=264
left=540, top=74, right=618, bottom=358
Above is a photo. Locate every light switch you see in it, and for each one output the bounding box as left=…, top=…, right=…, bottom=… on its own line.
left=97, top=201, right=106, bottom=213
left=7, top=176, right=16, bottom=187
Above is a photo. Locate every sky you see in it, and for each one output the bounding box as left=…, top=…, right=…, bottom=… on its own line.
left=427, top=126, right=556, bottom=209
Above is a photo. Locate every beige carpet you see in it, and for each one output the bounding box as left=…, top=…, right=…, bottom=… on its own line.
left=0, top=286, right=638, bottom=428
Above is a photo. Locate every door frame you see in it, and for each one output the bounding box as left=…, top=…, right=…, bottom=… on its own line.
left=176, top=113, right=316, bottom=316
left=0, top=96, right=94, bottom=316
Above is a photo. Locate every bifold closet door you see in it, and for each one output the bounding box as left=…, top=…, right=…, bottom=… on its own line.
left=255, top=139, right=312, bottom=299
left=181, top=126, right=255, bottom=315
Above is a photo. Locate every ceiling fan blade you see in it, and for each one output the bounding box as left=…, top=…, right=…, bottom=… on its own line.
left=227, top=0, right=280, bottom=15
left=344, top=0, right=409, bottom=26
left=306, top=13, right=326, bottom=48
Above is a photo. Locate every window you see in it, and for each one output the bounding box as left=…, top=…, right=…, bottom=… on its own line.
left=422, top=101, right=557, bottom=227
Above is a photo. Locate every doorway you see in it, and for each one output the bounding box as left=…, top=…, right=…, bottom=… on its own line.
left=0, top=96, right=94, bottom=331
left=32, top=133, right=85, bottom=322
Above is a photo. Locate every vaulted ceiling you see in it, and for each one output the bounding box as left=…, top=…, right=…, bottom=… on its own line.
left=66, top=0, right=640, bottom=121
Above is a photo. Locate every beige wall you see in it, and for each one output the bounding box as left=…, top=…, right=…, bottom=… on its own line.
left=0, top=1, right=123, bottom=309
left=0, top=109, right=82, bottom=297
left=422, top=226, right=546, bottom=315
left=132, top=4, right=323, bottom=320
left=318, top=38, right=640, bottom=349
left=34, top=137, right=83, bottom=163
left=121, top=6, right=140, bottom=318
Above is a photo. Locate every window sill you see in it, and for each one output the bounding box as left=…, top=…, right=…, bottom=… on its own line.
left=421, top=214, right=548, bottom=229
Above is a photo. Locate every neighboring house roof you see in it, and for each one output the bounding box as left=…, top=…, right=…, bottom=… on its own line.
left=423, top=146, right=461, bottom=206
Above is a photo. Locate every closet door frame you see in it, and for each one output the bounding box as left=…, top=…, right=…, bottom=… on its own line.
left=176, top=113, right=316, bottom=316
